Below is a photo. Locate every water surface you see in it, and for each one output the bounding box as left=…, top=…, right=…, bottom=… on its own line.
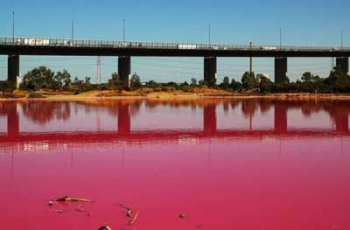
left=0, top=99, right=350, bottom=230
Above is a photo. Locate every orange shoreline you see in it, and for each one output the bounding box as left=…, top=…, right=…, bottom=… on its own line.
left=1, top=90, right=350, bottom=101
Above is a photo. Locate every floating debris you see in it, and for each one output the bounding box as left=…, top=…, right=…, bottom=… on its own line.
left=179, top=214, right=189, bottom=219
left=98, top=224, right=112, bottom=230
left=126, top=209, right=132, bottom=217
left=55, top=210, right=63, bottom=214
left=55, top=196, right=94, bottom=203
left=47, top=201, right=54, bottom=207
left=128, top=210, right=139, bottom=225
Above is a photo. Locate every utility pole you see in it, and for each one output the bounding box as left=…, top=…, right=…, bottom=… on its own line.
left=341, top=30, right=343, bottom=48
left=123, top=19, right=125, bottom=41
left=249, top=42, right=253, bottom=73
left=71, top=21, right=74, bottom=41
left=12, top=12, right=15, bottom=43
left=96, top=56, right=101, bottom=84
left=279, top=28, right=282, bottom=50
left=208, top=24, right=211, bottom=44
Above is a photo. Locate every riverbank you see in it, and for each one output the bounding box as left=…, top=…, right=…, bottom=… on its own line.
left=1, top=89, right=350, bottom=101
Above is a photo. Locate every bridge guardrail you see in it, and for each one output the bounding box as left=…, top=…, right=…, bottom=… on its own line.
left=0, top=36, right=349, bottom=52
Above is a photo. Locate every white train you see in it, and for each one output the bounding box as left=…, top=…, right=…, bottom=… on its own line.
left=260, top=46, right=277, bottom=51
left=24, top=38, right=50, bottom=46
left=178, top=44, right=197, bottom=49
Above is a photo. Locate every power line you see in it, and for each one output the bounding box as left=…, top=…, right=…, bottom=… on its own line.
left=20, top=58, right=94, bottom=63
left=131, top=60, right=331, bottom=72
left=106, top=57, right=334, bottom=67
left=20, top=63, right=96, bottom=68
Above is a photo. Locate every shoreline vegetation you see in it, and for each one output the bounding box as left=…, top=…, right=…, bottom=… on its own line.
left=2, top=65, right=350, bottom=101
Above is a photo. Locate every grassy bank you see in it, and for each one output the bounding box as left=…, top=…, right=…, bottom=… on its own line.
left=1, top=88, right=350, bottom=101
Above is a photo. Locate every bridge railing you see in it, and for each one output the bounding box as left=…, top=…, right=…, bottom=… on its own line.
left=1, top=36, right=349, bottom=52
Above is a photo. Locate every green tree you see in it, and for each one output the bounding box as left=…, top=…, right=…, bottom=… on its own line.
left=21, top=66, right=56, bottom=90
left=145, top=80, right=160, bottom=88
left=85, top=76, right=91, bottom=85
left=55, top=70, right=71, bottom=90
left=230, top=78, right=241, bottom=91
left=301, top=72, right=313, bottom=82
left=301, top=72, right=321, bottom=83
left=0, top=81, right=15, bottom=92
left=73, top=77, right=82, bottom=85
left=208, top=78, right=217, bottom=87
left=258, top=76, right=273, bottom=93
left=324, top=68, right=350, bottom=92
left=198, top=79, right=207, bottom=86
left=109, top=72, right=118, bottom=85
left=191, top=78, right=197, bottom=86
left=220, top=76, right=230, bottom=90
left=130, top=73, right=142, bottom=90
left=241, top=71, right=257, bottom=90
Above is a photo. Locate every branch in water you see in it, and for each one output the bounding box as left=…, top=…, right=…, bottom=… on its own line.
left=128, top=210, right=139, bottom=225
left=54, top=196, right=94, bottom=203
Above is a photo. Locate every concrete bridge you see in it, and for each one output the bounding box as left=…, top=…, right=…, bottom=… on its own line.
left=1, top=36, right=350, bottom=84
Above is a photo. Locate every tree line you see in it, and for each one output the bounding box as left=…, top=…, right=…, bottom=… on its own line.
left=1, top=65, right=350, bottom=94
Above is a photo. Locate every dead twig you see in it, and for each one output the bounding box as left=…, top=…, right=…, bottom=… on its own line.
left=128, top=210, right=139, bottom=225
left=55, top=196, right=94, bottom=203
left=126, top=209, right=132, bottom=217
left=98, top=224, right=112, bottom=230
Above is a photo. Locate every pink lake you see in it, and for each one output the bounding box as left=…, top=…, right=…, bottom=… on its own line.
left=0, top=99, right=350, bottom=230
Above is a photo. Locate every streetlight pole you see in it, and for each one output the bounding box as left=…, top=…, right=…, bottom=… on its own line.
left=71, top=21, right=74, bottom=41
left=208, top=24, right=211, bottom=44
left=279, top=28, right=282, bottom=50
left=123, top=19, right=125, bottom=41
left=341, top=30, right=343, bottom=48
left=12, top=12, right=15, bottom=43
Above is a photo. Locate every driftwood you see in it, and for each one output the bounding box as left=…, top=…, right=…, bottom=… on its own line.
left=98, top=224, right=112, bottom=230
left=54, top=196, right=94, bottom=203
left=119, top=204, right=132, bottom=217
left=47, top=201, right=54, bottom=207
left=128, top=210, right=139, bottom=225
left=126, top=209, right=132, bottom=217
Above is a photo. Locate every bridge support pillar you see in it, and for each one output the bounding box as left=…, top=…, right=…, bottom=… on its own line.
left=204, top=105, right=217, bottom=134
left=274, top=103, right=287, bottom=134
left=336, top=57, right=349, bottom=74
left=118, top=103, right=131, bottom=135
left=204, top=57, right=217, bottom=84
left=274, top=57, right=288, bottom=83
left=8, top=55, right=20, bottom=84
left=118, top=56, right=131, bottom=82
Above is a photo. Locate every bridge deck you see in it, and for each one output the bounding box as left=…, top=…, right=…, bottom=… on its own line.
left=1, top=37, right=350, bottom=57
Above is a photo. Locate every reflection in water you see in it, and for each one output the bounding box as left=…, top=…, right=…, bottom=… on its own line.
left=1, top=99, right=350, bottom=230
left=22, top=101, right=71, bottom=124
left=0, top=99, right=349, bottom=155
left=1, top=99, right=350, bottom=141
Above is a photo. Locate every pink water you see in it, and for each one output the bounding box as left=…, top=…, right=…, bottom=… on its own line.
left=0, top=99, right=350, bottom=230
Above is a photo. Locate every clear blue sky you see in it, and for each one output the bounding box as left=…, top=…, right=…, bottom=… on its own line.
left=0, top=0, right=349, bottom=83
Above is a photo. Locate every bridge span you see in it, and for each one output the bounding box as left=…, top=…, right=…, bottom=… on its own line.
left=1, top=36, right=349, bottom=84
